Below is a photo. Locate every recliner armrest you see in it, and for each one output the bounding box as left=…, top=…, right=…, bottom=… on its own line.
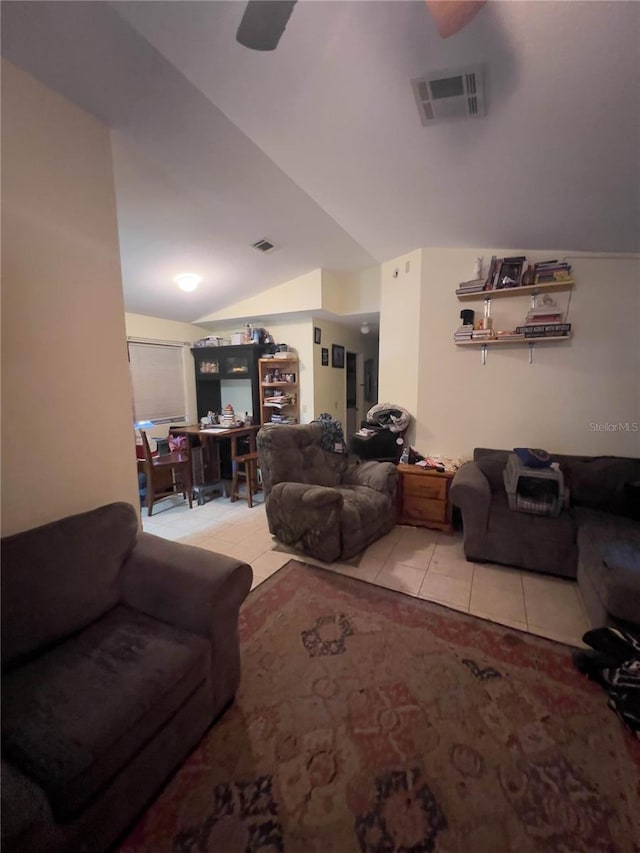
left=120, top=532, right=252, bottom=639
left=271, top=481, right=344, bottom=510
left=342, top=461, right=397, bottom=495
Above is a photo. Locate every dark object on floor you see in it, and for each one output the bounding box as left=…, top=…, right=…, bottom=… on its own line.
left=572, top=626, right=640, bottom=736
left=1, top=502, right=252, bottom=853
left=257, top=423, right=397, bottom=563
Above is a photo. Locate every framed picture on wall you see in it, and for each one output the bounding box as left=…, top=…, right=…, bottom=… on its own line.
left=314, top=327, right=322, bottom=345
left=331, top=344, right=345, bottom=369
left=321, top=347, right=329, bottom=366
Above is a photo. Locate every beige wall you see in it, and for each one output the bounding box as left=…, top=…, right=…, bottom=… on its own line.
left=1, top=61, right=140, bottom=534
left=125, top=312, right=208, bottom=441
left=313, top=318, right=379, bottom=429
left=197, top=269, right=323, bottom=323
left=203, top=318, right=315, bottom=422
left=380, top=247, right=640, bottom=458
left=378, top=249, right=423, bottom=443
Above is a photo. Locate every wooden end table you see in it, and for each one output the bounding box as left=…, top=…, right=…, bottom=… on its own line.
left=396, top=464, right=455, bottom=532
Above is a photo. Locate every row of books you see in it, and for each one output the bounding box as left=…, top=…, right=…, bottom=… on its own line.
left=515, top=323, right=572, bottom=338
left=456, top=257, right=575, bottom=294
left=268, top=413, right=297, bottom=424
left=533, top=260, right=573, bottom=284
left=455, top=278, right=485, bottom=295
left=453, top=324, right=473, bottom=341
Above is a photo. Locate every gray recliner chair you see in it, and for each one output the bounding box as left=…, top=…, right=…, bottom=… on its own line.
left=257, top=423, right=397, bottom=563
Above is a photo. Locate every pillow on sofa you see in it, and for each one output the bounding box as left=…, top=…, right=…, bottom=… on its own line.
left=514, top=448, right=552, bottom=468
left=1, top=502, right=138, bottom=670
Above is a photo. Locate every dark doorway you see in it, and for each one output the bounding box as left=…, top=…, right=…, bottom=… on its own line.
left=346, top=351, right=357, bottom=437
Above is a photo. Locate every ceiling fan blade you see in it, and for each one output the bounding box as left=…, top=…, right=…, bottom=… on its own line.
left=425, top=0, right=486, bottom=38
left=236, top=1, right=297, bottom=51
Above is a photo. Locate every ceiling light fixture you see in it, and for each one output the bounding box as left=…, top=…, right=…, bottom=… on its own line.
left=175, top=273, right=201, bottom=292
left=360, top=322, right=370, bottom=335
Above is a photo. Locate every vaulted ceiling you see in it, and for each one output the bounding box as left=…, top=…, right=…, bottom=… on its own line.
left=2, top=1, right=639, bottom=323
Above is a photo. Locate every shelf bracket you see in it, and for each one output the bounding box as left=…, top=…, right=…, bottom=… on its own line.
left=481, top=344, right=488, bottom=365
left=529, top=341, right=535, bottom=364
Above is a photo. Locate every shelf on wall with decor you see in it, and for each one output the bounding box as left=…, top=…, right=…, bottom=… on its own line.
left=453, top=272, right=576, bottom=364
left=259, top=357, right=300, bottom=426
left=456, top=279, right=575, bottom=301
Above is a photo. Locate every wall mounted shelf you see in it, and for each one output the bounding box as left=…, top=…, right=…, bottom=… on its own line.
left=456, top=279, right=574, bottom=301
left=455, top=275, right=576, bottom=363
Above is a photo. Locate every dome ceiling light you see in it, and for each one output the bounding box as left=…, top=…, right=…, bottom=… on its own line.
left=175, top=273, right=201, bottom=292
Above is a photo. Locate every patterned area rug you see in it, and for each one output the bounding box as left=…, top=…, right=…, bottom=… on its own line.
left=119, top=560, right=640, bottom=853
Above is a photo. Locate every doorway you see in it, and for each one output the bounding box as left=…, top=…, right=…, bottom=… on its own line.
left=346, top=351, right=364, bottom=438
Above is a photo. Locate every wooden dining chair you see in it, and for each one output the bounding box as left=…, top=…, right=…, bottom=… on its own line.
left=230, top=430, right=261, bottom=508
left=140, top=430, right=193, bottom=516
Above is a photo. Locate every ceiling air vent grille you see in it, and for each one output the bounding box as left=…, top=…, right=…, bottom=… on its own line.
left=411, top=65, right=485, bottom=125
left=251, top=238, right=277, bottom=254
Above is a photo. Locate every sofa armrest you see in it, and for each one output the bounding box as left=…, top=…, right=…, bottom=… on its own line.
left=1, top=758, right=54, bottom=851
left=450, top=462, right=491, bottom=559
left=120, top=533, right=252, bottom=640
left=121, top=533, right=253, bottom=713
left=450, top=461, right=491, bottom=507
left=342, top=461, right=397, bottom=496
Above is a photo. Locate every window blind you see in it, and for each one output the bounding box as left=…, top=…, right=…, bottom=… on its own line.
left=128, top=341, right=187, bottom=424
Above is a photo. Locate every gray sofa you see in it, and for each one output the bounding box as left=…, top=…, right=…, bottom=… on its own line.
left=451, top=449, right=640, bottom=627
left=257, top=422, right=397, bottom=563
left=1, top=502, right=252, bottom=853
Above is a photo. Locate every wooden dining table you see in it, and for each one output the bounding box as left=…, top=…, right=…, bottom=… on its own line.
left=168, top=424, right=260, bottom=503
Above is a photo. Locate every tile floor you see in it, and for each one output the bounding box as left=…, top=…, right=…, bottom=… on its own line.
left=142, top=493, right=591, bottom=648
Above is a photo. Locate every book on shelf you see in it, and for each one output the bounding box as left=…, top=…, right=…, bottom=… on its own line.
left=535, top=271, right=574, bottom=284
left=457, top=278, right=485, bottom=290
left=516, top=323, right=571, bottom=333
left=523, top=329, right=571, bottom=338
left=483, top=255, right=498, bottom=291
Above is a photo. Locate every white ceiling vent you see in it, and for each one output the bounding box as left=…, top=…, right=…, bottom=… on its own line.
left=411, top=66, right=485, bottom=125
left=251, top=238, right=277, bottom=254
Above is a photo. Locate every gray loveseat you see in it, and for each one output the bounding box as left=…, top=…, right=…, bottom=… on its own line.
left=1, top=502, right=252, bottom=853
left=257, top=422, right=397, bottom=563
left=451, top=449, right=640, bottom=627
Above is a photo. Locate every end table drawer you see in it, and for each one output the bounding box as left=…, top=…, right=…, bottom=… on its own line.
left=403, top=475, right=448, bottom=501
left=403, top=497, right=448, bottom=525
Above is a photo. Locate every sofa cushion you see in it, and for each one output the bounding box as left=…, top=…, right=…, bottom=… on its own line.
left=1, top=605, right=209, bottom=822
left=575, top=508, right=640, bottom=624
left=562, top=457, right=640, bottom=515
left=1, top=503, right=139, bottom=670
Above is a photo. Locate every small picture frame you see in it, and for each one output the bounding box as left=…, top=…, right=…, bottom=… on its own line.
left=314, top=327, right=322, bottom=345
left=321, top=347, right=329, bottom=366
left=495, top=260, right=524, bottom=290
left=331, top=344, right=345, bottom=369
